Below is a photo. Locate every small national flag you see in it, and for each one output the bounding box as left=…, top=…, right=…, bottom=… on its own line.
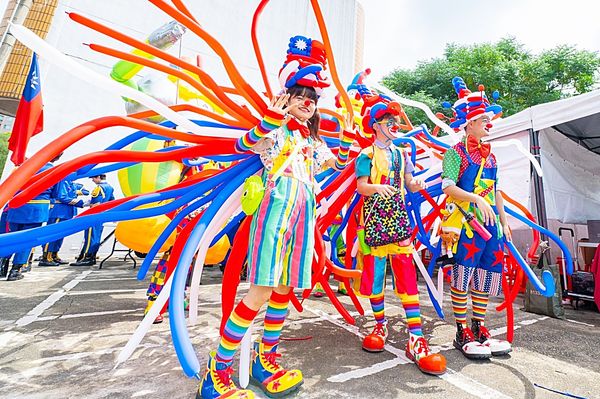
left=8, top=52, right=43, bottom=166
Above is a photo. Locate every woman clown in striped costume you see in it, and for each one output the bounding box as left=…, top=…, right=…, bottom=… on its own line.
left=198, top=36, right=355, bottom=399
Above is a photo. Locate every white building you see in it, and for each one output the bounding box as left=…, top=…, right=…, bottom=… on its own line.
left=1, top=0, right=362, bottom=256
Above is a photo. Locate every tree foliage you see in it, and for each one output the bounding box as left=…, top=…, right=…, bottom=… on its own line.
left=381, top=37, right=600, bottom=132
left=0, top=132, right=8, bottom=173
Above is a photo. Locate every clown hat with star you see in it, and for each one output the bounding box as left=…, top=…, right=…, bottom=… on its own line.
left=278, top=35, right=330, bottom=96
left=444, top=77, right=503, bottom=132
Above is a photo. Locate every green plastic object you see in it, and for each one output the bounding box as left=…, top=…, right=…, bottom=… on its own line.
left=241, top=175, right=265, bottom=215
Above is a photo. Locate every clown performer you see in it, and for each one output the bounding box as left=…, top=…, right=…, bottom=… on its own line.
left=353, top=94, right=446, bottom=375
left=197, top=35, right=355, bottom=399
left=441, top=77, right=512, bottom=359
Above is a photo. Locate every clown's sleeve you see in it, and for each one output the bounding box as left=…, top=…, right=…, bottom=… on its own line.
left=441, top=148, right=461, bottom=189
left=235, top=109, right=284, bottom=153
left=334, top=128, right=356, bottom=170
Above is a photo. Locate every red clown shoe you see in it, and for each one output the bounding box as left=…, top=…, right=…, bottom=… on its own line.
left=405, top=333, right=447, bottom=375
left=362, top=322, right=388, bottom=352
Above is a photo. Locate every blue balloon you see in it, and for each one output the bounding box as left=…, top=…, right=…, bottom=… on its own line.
left=168, top=159, right=259, bottom=378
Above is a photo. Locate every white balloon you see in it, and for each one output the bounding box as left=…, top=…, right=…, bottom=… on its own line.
left=9, top=23, right=241, bottom=138
left=188, top=187, right=243, bottom=324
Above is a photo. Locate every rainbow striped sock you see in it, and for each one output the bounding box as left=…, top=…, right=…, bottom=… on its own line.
left=399, top=293, right=423, bottom=336
left=216, top=300, right=259, bottom=363
left=451, top=287, right=468, bottom=327
left=261, top=291, right=290, bottom=352
left=335, top=129, right=355, bottom=169
left=235, top=109, right=283, bottom=152
left=471, top=289, right=489, bottom=322
left=369, top=293, right=386, bottom=324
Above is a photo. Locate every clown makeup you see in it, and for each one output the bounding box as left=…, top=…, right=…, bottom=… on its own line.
left=375, top=117, right=400, bottom=131
left=286, top=87, right=318, bottom=122
left=374, top=115, right=400, bottom=143
left=467, top=115, right=492, bottom=139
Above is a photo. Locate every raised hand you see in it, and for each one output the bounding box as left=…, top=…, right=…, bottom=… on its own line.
left=267, top=93, right=297, bottom=117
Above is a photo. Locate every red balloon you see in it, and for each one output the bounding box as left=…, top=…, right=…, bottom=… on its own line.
left=220, top=216, right=252, bottom=335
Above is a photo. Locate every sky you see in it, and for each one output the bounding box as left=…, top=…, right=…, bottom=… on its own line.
left=361, top=0, right=600, bottom=81
left=0, top=0, right=598, bottom=83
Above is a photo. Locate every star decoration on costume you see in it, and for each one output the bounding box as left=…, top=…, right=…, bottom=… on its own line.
left=272, top=380, right=281, bottom=391
left=492, top=248, right=505, bottom=266
left=462, top=238, right=479, bottom=262
left=294, top=38, right=307, bottom=51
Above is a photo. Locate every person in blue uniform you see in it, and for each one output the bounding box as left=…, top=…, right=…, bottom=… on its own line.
left=0, top=206, right=9, bottom=278
left=5, top=156, right=58, bottom=281
left=71, top=174, right=114, bottom=267
left=39, top=180, right=89, bottom=266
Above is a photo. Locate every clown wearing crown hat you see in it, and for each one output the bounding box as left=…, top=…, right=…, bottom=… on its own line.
left=351, top=83, right=447, bottom=375
left=441, top=77, right=512, bottom=360
left=198, top=35, right=356, bottom=399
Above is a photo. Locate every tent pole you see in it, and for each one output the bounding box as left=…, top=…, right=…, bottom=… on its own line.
left=529, top=128, right=550, bottom=260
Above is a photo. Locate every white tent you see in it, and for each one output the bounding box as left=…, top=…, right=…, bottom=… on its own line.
left=488, top=89, right=600, bottom=227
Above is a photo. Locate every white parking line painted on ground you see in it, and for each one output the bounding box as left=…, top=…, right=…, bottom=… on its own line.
left=306, top=304, right=513, bottom=398
left=31, top=308, right=144, bottom=322
left=67, top=288, right=147, bottom=296
left=565, top=318, right=596, bottom=327
left=303, top=305, right=410, bottom=359
left=327, top=358, right=407, bottom=383
left=81, top=277, right=140, bottom=282
left=439, top=369, right=513, bottom=399
left=8, top=270, right=93, bottom=329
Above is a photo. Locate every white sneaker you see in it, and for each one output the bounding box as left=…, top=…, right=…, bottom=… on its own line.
left=453, top=327, right=492, bottom=359
left=473, top=322, right=512, bottom=356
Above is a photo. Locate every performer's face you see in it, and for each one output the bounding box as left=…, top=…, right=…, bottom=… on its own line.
left=374, top=115, right=400, bottom=141
left=288, top=94, right=317, bottom=122
left=467, top=115, right=492, bottom=138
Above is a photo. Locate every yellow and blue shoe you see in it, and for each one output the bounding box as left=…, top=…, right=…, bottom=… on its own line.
left=197, top=351, right=254, bottom=399
left=250, top=342, right=303, bottom=398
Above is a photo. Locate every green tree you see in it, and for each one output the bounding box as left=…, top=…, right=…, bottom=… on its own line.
left=381, top=37, right=600, bottom=133
left=0, top=132, right=8, bottom=172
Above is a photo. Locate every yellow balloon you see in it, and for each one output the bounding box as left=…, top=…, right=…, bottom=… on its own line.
left=117, top=138, right=182, bottom=197
left=115, top=205, right=176, bottom=254
left=204, top=234, right=231, bottom=265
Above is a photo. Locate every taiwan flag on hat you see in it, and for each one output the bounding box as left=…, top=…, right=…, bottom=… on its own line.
left=8, top=52, right=44, bottom=166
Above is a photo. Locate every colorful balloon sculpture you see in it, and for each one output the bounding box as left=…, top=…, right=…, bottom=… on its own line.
left=0, top=0, right=574, bottom=382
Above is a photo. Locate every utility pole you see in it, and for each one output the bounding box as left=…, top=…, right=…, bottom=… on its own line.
left=0, top=0, right=34, bottom=77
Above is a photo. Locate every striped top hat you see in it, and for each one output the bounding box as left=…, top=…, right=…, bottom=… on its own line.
left=443, top=77, right=502, bottom=132
left=278, top=35, right=330, bottom=96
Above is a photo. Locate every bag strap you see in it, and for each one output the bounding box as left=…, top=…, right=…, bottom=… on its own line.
left=271, top=141, right=302, bottom=181
left=363, top=145, right=405, bottom=225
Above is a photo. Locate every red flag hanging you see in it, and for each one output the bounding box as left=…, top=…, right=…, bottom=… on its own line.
left=8, top=52, right=43, bottom=166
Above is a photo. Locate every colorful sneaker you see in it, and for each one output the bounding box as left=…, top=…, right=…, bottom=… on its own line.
left=250, top=342, right=303, bottom=398
left=337, top=282, right=348, bottom=296
left=453, top=324, right=491, bottom=360
left=312, top=283, right=325, bottom=298
left=472, top=320, right=512, bottom=356
left=197, top=351, right=254, bottom=399
left=405, top=333, right=446, bottom=375
left=362, top=322, right=388, bottom=353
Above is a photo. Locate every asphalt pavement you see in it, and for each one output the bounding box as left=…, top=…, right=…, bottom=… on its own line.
left=1, top=259, right=599, bottom=399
